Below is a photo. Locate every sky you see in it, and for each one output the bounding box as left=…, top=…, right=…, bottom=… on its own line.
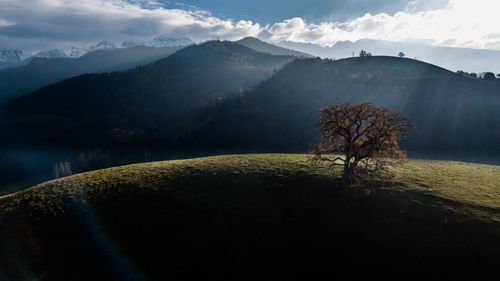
left=1, top=0, right=500, bottom=52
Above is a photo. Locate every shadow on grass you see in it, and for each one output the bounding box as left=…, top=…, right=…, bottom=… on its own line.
left=1, top=171, right=499, bottom=280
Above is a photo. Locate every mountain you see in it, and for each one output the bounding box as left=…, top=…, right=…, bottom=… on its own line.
left=278, top=39, right=500, bottom=73
left=66, top=46, right=88, bottom=58
left=121, top=41, right=139, bottom=48
left=0, top=50, right=24, bottom=63
left=88, top=40, right=117, bottom=52
left=237, top=37, right=312, bottom=57
left=0, top=45, right=185, bottom=103
left=0, top=50, right=27, bottom=70
left=0, top=37, right=195, bottom=71
left=184, top=56, right=500, bottom=162
left=32, top=49, right=69, bottom=59
left=1, top=41, right=295, bottom=147
left=148, top=36, right=194, bottom=47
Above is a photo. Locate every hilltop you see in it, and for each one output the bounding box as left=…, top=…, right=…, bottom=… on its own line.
left=277, top=39, right=500, bottom=73
left=189, top=56, right=500, bottom=161
left=1, top=154, right=499, bottom=280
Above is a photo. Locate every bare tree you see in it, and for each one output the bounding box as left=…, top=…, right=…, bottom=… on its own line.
left=398, top=52, right=405, bottom=58
left=53, top=163, right=60, bottom=179
left=311, top=103, right=411, bottom=183
left=53, top=161, right=73, bottom=179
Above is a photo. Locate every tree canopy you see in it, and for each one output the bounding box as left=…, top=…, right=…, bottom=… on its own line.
left=359, top=50, right=372, bottom=57
left=311, top=103, right=411, bottom=183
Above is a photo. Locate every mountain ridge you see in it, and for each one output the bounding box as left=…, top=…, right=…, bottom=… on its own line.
left=237, top=37, right=313, bottom=57
left=0, top=45, right=186, bottom=103
left=2, top=40, right=295, bottom=146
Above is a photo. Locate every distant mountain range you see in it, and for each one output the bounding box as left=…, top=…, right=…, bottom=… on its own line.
left=237, top=37, right=312, bottom=58
left=0, top=50, right=29, bottom=69
left=0, top=50, right=26, bottom=63
left=2, top=40, right=295, bottom=146
left=0, top=45, right=185, bottom=103
left=0, top=37, right=308, bottom=103
left=277, top=39, right=500, bottom=74
left=0, top=37, right=195, bottom=70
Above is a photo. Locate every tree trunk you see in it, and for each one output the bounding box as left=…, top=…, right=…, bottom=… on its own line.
left=342, top=163, right=352, bottom=184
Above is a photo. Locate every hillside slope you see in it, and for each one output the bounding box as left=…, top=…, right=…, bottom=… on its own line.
left=0, top=46, right=184, bottom=103
left=1, top=154, right=499, bottom=280
left=1, top=41, right=295, bottom=147
left=188, top=56, right=500, bottom=161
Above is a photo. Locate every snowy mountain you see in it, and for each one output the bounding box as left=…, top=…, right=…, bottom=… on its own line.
left=67, top=47, right=88, bottom=58
left=33, top=49, right=69, bottom=59
left=121, top=41, right=139, bottom=48
left=0, top=50, right=27, bottom=70
left=0, top=50, right=25, bottom=63
left=88, top=40, right=117, bottom=52
left=0, top=37, right=195, bottom=70
left=148, top=36, right=194, bottom=47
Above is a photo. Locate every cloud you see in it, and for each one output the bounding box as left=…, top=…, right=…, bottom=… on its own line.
left=0, top=0, right=262, bottom=51
left=405, top=0, right=421, bottom=12
left=0, top=0, right=499, bottom=52
left=264, top=0, right=500, bottom=50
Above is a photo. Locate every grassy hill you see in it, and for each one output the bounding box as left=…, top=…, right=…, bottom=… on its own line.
left=1, top=154, right=499, bottom=280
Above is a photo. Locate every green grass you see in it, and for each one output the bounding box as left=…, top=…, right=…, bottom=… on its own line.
left=398, top=160, right=500, bottom=211
left=1, top=154, right=499, bottom=280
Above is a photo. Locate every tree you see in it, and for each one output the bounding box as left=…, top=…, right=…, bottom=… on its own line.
left=359, top=50, right=372, bottom=57
left=311, top=103, right=411, bottom=183
left=457, top=70, right=478, bottom=79
left=398, top=52, right=405, bottom=58
left=497, top=74, right=500, bottom=78
left=482, top=72, right=496, bottom=80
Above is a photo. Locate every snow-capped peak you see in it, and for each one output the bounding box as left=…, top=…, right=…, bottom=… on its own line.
left=6, top=37, right=194, bottom=64
left=33, top=49, right=68, bottom=59
left=88, top=40, right=117, bottom=52
left=121, top=41, right=141, bottom=48
left=0, top=50, right=25, bottom=63
left=66, top=46, right=88, bottom=58
left=148, top=36, right=194, bottom=48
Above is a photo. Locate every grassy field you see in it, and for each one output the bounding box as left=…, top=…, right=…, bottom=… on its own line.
left=1, top=154, right=499, bottom=280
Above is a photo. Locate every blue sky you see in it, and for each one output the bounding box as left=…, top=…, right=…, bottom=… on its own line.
left=1, top=0, right=499, bottom=52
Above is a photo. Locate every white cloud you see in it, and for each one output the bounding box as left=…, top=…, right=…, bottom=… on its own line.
left=405, top=0, right=421, bottom=12
left=264, top=0, right=500, bottom=50
left=0, top=0, right=262, bottom=51
left=0, top=0, right=499, bottom=52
